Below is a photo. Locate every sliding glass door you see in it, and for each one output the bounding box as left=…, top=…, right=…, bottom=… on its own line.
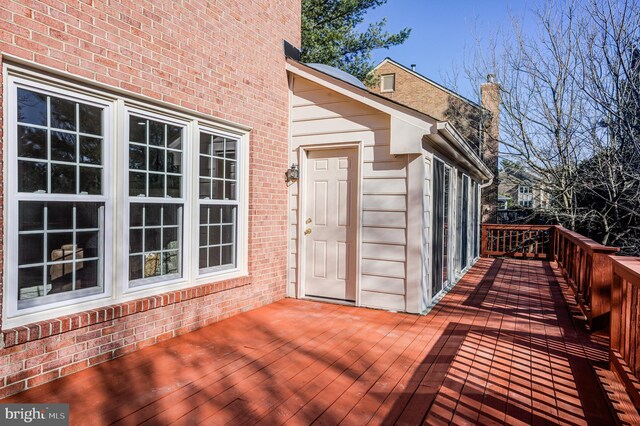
left=431, top=159, right=451, bottom=298
left=431, top=159, right=444, bottom=297
left=460, top=174, right=469, bottom=270
left=443, top=167, right=450, bottom=286
left=472, top=180, right=479, bottom=259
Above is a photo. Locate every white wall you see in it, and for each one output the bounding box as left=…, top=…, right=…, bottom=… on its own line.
left=289, top=76, right=408, bottom=311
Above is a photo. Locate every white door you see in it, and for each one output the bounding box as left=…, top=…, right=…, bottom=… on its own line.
left=303, top=149, right=357, bottom=301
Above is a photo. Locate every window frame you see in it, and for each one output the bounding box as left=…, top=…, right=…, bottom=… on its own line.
left=5, top=74, right=115, bottom=319
left=3, top=66, right=251, bottom=328
left=193, top=126, right=246, bottom=279
left=380, top=74, right=396, bottom=93
left=122, top=107, right=190, bottom=292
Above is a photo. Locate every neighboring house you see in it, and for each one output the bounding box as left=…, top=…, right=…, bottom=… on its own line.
left=498, top=166, right=550, bottom=210
left=0, top=1, right=299, bottom=397
left=369, top=58, right=500, bottom=224
left=286, top=61, right=493, bottom=314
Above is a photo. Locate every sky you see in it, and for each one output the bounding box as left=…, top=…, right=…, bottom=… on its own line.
left=360, top=0, right=536, bottom=101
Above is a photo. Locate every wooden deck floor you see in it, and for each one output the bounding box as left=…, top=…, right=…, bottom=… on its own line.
left=2, top=259, right=615, bottom=425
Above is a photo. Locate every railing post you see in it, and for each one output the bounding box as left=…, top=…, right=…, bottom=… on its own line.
left=610, top=266, right=622, bottom=357
left=589, top=250, right=615, bottom=330
left=548, top=226, right=556, bottom=261
left=481, top=225, right=488, bottom=257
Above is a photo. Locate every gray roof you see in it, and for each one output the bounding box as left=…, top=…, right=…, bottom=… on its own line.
left=306, top=63, right=366, bottom=90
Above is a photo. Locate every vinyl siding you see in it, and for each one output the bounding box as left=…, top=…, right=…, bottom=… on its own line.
left=289, top=76, right=407, bottom=311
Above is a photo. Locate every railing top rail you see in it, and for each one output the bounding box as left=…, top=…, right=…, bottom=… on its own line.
left=482, top=224, right=554, bottom=230
left=554, top=225, right=620, bottom=254
left=611, top=256, right=640, bottom=283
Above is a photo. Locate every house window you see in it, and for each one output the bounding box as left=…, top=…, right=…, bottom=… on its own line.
left=13, top=85, right=109, bottom=309
left=380, top=74, right=395, bottom=92
left=6, top=68, right=248, bottom=325
left=127, top=114, right=185, bottom=285
left=198, top=132, right=239, bottom=273
left=518, top=185, right=533, bottom=207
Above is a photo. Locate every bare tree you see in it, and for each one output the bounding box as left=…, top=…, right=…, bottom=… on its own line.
left=575, top=0, right=640, bottom=252
left=463, top=0, right=640, bottom=253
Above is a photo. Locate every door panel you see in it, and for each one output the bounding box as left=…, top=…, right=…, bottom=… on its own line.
left=304, top=149, right=357, bottom=301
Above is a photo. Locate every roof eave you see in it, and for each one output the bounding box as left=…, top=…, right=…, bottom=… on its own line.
left=434, top=121, right=493, bottom=181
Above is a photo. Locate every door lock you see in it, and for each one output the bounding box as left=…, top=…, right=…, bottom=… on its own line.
left=304, top=228, right=312, bottom=235
left=306, top=218, right=312, bottom=224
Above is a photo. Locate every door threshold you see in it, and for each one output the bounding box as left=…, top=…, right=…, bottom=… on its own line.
left=302, top=296, right=355, bottom=306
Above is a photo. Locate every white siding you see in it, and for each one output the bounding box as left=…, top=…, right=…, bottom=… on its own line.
left=290, top=76, right=407, bottom=310
left=422, top=156, right=432, bottom=306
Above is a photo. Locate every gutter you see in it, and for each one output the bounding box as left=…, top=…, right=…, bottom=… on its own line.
left=435, top=122, right=494, bottom=182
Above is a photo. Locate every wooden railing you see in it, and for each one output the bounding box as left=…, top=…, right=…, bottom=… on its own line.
left=481, top=224, right=554, bottom=260
left=481, top=224, right=619, bottom=330
left=610, top=257, right=640, bottom=411
left=553, top=226, right=620, bottom=330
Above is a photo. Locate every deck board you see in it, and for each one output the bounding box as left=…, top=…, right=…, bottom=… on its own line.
left=1, top=259, right=615, bottom=425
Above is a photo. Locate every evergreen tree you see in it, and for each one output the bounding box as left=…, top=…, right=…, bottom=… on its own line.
left=301, top=0, right=411, bottom=82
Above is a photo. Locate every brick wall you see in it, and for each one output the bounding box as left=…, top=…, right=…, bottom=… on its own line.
left=371, top=62, right=451, bottom=121
left=0, top=0, right=300, bottom=397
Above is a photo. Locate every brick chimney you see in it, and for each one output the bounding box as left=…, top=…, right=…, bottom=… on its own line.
left=481, top=74, right=500, bottom=223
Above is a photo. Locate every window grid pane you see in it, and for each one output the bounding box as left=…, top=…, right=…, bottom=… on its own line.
left=17, top=201, right=104, bottom=302
left=198, top=131, right=239, bottom=274
left=198, top=204, right=236, bottom=271
left=16, top=88, right=104, bottom=195
left=129, top=203, right=182, bottom=282
left=128, top=116, right=183, bottom=198
left=199, top=133, right=237, bottom=201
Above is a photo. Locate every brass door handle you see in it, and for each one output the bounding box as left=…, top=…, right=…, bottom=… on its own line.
left=304, top=228, right=312, bottom=235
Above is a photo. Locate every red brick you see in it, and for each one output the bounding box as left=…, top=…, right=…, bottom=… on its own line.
left=60, top=360, right=89, bottom=376
left=26, top=370, right=59, bottom=388
left=88, top=352, right=113, bottom=366
left=0, top=381, right=26, bottom=399
left=6, top=367, right=41, bottom=385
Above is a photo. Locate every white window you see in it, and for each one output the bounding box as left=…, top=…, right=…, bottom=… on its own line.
left=380, top=74, right=395, bottom=92
left=518, top=185, right=531, bottom=194
left=5, top=68, right=248, bottom=326
left=126, top=113, right=186, bottom=286
left=198, top=131, right=239, bottom=273
left=9, top=81, right=112, bottom=314
left=517, top=185, right=533, bottom=207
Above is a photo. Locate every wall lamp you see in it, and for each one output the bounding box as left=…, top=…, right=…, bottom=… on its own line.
left=285, top=164, right=299, bottom=183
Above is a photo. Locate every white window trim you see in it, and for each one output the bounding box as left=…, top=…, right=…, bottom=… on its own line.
left=380, top=74, right=395, bottom=93
left=3, top=65, right=250, bottom=328
left=5, top=74, right=115, bottom=320
left=194, top=126, right=246, bottom=279
left=122, top=106, right=190, bottom=292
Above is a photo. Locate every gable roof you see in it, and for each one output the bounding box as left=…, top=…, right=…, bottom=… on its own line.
left=286, top=59, right=493, bottom=182
left=373, top=58, right=484, bottom=111
left=287, top=58, right=439, bottom=125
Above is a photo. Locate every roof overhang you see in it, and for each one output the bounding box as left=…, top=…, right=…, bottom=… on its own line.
left=286, top=59, right=494, bottom=182
left=286, top=59, right=437, bottom=131
left=425, top=122, right=493, bottom=182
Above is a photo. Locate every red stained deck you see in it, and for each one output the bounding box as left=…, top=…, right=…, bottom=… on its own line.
left=2, top=259, right=614, bottom=425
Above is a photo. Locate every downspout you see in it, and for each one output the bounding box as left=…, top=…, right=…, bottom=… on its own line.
left=479, top=176, right=495, bottom=217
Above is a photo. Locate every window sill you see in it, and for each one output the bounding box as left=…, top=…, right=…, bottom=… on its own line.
left=2, top=275, right=250, bottom=348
